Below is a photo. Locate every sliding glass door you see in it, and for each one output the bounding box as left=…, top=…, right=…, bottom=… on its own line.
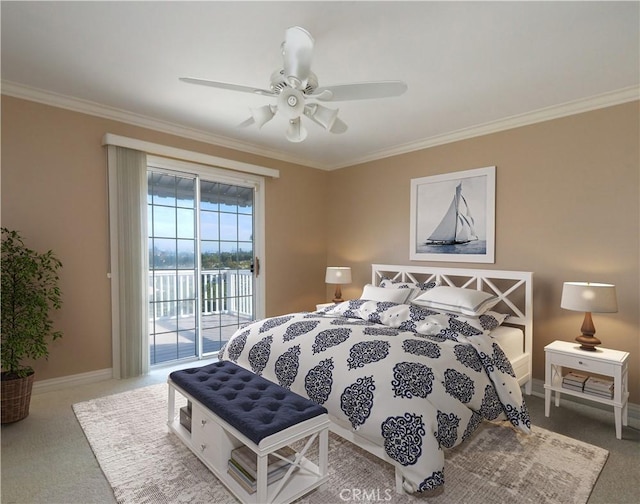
left=147, top=164, right=258, bottom=366
left=199, top=180, right=255, bottom=354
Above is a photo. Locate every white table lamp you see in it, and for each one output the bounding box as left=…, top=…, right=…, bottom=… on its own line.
left=561, top=282, right=618, bottom=351
left=325, top=267, right=352, bottom=303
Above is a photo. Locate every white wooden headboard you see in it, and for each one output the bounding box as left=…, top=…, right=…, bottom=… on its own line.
left=372, top=264, right=533, bottom=394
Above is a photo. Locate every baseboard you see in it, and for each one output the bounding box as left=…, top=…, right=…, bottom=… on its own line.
left=529, top=378, right=640, bottom=422
left=32, top=368, right=113, bottom=395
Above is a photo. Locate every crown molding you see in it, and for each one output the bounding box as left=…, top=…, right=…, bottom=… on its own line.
left=327, top=85, right=640, bottom=170
left=0, top=80, right=323, bottom=170
left=3, top=80, right=638, bottom=172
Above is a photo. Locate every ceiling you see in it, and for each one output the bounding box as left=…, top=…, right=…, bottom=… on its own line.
left=1, top=1, right=638, bottom=170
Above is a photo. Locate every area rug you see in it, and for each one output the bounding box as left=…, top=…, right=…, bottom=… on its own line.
left=73, top=383, right=608, bottom=504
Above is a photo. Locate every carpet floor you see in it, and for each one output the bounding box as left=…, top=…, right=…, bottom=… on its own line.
left=73, top=383, right=608, bottom=504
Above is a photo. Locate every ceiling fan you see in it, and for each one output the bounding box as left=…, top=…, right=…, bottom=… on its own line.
left=180, top=26, right=408, bottom=142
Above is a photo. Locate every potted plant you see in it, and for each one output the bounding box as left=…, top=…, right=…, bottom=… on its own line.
left=1, top=227, right=63, bottom=423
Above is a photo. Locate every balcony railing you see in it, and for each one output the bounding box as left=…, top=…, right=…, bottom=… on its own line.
left=150, top=269, right=253, bottom=320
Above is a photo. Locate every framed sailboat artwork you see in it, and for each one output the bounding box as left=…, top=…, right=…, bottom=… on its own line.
left=410, top=166, right=496, bottom=263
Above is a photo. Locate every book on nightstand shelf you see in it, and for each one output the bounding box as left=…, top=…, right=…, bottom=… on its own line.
left=227, top=445, right=297, bottom=494
left=562, top=371, right=588, bottom=391
left=584, top=376, right=614, bottom=399
left=228, top=462, right=257, bottom=494
left=227, top=459, right=293, bottom=494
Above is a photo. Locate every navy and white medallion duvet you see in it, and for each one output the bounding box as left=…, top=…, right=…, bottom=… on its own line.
left=219, top=299, right=531, bottom=492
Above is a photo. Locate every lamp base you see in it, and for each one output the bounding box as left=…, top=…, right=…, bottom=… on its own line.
left=575, top=334, right=601, bottom=351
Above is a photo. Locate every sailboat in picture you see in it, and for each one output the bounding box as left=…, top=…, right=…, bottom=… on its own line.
left=426, top=182, right=478, bottom=245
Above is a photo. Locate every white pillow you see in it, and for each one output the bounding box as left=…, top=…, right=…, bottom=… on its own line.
left=378, top=279, right=419, bottom=301
left=411, top=286, right=499, bottom=316
left=379, top=278, right=438, bottom=301
left=359, top=284, right=412, bottom=304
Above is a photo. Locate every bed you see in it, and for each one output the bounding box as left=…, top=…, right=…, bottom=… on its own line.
left=218, top=264, right=533, bottom=493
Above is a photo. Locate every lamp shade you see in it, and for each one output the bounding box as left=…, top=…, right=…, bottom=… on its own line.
left=561, top=282, right=618, bottom=313
left=285, top=119, right=307, bottom=143
left=306, top=103, right=339, bottom=130
left=325, top=267, right=352, bottom=284
left=250, top=105, right=276, bottom=129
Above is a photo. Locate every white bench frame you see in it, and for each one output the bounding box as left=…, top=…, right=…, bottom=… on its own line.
left=167, top=380, right=330, bottom=504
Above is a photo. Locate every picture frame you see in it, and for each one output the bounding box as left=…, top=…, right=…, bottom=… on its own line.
left=410, top=166, right=495, bottom=263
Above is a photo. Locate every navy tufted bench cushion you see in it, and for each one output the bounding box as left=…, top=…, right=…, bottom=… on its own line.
left=169, top=361, right=327, bottom=445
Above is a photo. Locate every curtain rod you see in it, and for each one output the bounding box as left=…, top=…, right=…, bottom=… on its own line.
left=102, top=133, right=280, bottom=179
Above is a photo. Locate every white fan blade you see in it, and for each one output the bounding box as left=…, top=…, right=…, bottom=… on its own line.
left=310, top=89, right=333, bottom=100
left=312, top=81, right=408, bottom=101
left=285, top=118, right=308, bottom=143
left=282, top=26, right=314, bottom=89
left=179, top=77, right=276, bottom=97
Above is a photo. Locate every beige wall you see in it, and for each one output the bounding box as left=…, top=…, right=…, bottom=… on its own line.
left=326, top=101, right=639, bottom=403
left=1, top=96, right=327, bottom=381
left=2, top=95, right=638, bottom=404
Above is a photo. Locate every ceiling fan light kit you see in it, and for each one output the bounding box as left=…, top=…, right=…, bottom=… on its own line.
left=305, top=103, right=339, bottom=131
left=278, top=87, right=306, bottom=118
left=286, top=119, right=308, bottom=143
left=180, top=26, right=407, bottom=142
left=249, top=105, right=276, bottom=129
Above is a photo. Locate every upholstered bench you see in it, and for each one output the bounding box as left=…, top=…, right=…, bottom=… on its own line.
left=167, top=361, right=329, bottom=504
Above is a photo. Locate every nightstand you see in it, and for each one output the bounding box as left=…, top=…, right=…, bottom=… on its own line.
left=544, top=340, right=629, bottom=439
left=315, top=302, right=335, bottom=311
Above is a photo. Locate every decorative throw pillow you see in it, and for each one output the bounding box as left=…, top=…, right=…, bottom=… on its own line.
left=360, top=284, right=413, bottom=304
left=379, top=278, right=416, bottom=290
left=411, top=286, right=499, bottom=316
left=415, top=280, right=439, bottom=292
left=453, top=310, right=510, bottom=332
left=379, top=277, right=438, bottom=301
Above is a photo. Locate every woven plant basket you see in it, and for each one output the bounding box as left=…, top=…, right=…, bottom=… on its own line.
left=1, top=372, right=35, bottom=423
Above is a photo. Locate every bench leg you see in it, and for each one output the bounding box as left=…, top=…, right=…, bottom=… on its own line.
left=167, top=384, right=175, bottom=427
left=257, top=453, right=268, bottom=503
